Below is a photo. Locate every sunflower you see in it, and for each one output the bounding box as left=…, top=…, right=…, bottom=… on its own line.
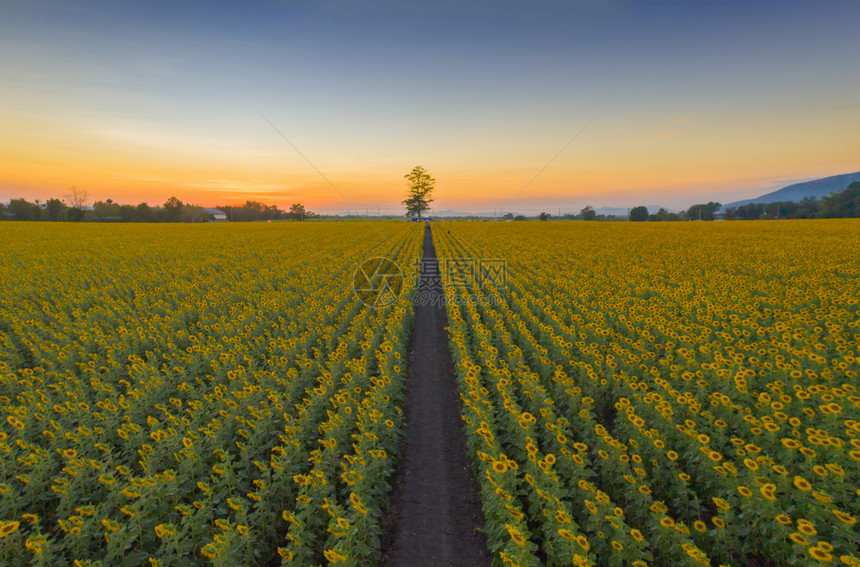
left=324, top=549, right=347, bottom=563
left=0, top=521, right=20, bottom=538
left=808, top=547, right=833, bottom=562
left=797, top=522, right=817, bottom=536
left=505, top=524, right=526, bottom=546
left=201, top=544, right=218, bottom=560
left=825, top=463, right=845, bottom=475
left=660, top=516, right=675, bottom=528
left=576, top=535, right=590, bottom=551
left=833, top=510, right=857, bottom=526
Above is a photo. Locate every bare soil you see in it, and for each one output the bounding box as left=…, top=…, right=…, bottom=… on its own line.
left=380, top=226, right=490, bottom=567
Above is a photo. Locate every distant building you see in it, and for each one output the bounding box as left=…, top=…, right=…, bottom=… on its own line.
left=203, top=208, right=228, bottom=221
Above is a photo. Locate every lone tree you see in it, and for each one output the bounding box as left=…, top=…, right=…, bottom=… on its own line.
left=402, top=166, right=434, bottom=219
left=580, top=205, right=596, bottom=220
left=629, top=206, right=649, bottom=222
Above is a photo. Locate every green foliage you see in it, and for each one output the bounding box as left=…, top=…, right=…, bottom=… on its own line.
left=435, top=221, right=860, bottom=567
left=215, top=201, right=312, bottom=222
left=818, top=181, right=860, bottom=218
left=722, top=183, right=859, bottom=220
left=648, top=208, right=680, bottom=221
left=7, top=198, right=42, bottom=221
left=629, top=206, right=649, bottom=222
left=136, top=203, right=154, bottom=222
left=163, top=196, right=184, bottom=222
left=724, top=197, right=819, bottom=220
left=288, top=203, right=306, bottom=221
left=685, top=202, right=721, bottom=221
left=0, top=196, right=316, bottom=223
left=94, top=199, right=122, bottom=220
left=538, top=212, right=551, bottom=221
left=580, top=206, right=596, bottom=221
left=68, top=207, right=85, bottom=222
left=45, top=198, right=66, bottom=221
left=0, top=222, right=422, bottom=566
left=402, top=166, right=434, bottom=218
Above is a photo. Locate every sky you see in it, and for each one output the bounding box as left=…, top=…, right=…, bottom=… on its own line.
left=2, top=0, right=860, bottom=215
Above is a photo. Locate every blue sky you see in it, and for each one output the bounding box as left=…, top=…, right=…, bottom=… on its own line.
left=2, top=0, right=859, bottom=214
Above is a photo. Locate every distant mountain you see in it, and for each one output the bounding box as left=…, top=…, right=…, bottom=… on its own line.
left=722, top=171, right=860, bottom=209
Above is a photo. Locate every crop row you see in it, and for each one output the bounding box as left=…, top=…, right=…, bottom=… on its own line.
left=0, top=222, right=422, bottom=567
left=434, top=220, right=860, bottom=567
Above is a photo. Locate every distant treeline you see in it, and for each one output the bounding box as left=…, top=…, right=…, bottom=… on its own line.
left=4, top=182, right=857, bottom=223
left=625, top=181, right=858, bottom=221
left=518, top=182, right=859, bottom=222
left=721, top=181, right=859, bottom=219
left=0, top=195, right=316, bottom=222
left=680, top=182, right=858, bottom=221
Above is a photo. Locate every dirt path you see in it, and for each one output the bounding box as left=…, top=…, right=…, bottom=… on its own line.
left=381, top=225, right=490, bottom=567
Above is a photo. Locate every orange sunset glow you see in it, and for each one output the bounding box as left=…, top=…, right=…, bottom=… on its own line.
left=2, top=1, right=860, bottom=214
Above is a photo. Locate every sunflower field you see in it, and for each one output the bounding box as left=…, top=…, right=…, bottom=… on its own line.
left=0, top=222, right=422, bottom=567
left=435, top=220, right=860, bottom=567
